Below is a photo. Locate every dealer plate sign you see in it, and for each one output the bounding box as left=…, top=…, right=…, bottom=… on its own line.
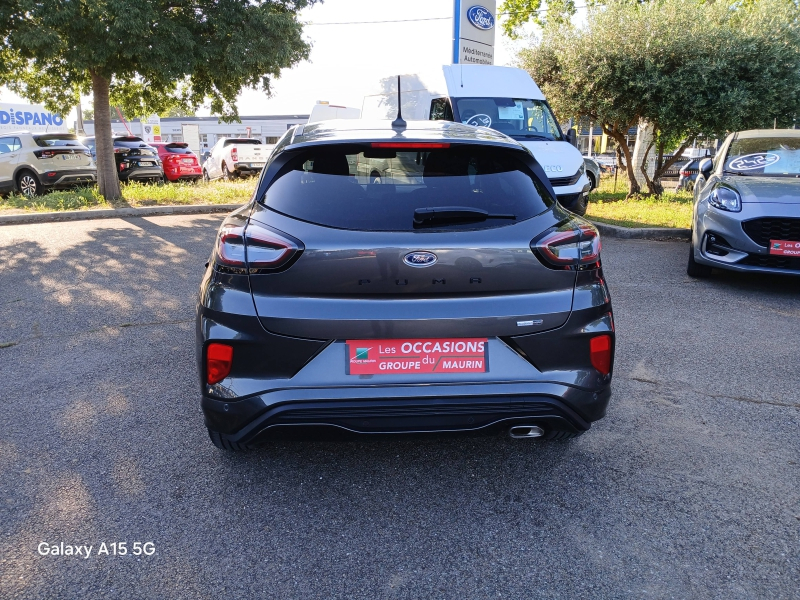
left=346, top=338, right=488, bottom=375
left=770, top=239, right=800, bottom=256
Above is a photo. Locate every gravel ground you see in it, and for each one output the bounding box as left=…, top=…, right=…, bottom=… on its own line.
left=0, top=215, right=798, bottom=599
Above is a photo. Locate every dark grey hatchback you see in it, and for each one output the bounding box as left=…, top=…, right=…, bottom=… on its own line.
left=196, top=120, right=615, bottom=450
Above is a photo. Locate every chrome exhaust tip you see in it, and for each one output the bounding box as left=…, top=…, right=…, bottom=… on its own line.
left=509, top=425, right=545, bottom=439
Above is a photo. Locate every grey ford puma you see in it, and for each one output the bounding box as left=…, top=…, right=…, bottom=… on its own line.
left=196, top=119, right=615, bottom=450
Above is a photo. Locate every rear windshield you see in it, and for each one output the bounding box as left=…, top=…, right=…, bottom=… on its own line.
left=164, top=143, right=193, bottom=154
left=224, top=139, right=261, bottom=146
left=262, top=145, right=554, bottom=231
left=114, top=137, right=149, bottom=148
left=34, top=134, right=84, bottom=148
left=725, top=136, right=800, bottom=176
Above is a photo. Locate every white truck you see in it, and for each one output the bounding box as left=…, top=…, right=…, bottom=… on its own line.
left=202, top=137, right=268, bottom=181
left=362, top=65, right=591, bottom=215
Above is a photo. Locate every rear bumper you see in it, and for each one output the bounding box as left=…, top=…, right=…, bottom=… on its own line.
left=119, top=167, right=163, bottom=181
left=41, top=170, right=97, bottom=189
left=202, top=382, right=609, bottom=444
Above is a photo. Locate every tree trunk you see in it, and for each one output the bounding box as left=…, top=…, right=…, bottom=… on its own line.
left=90, top=71, right=122, bottom=201
left=652, top=139, right=694, bottom=192
left=639, top=139, right=662, bottom=195
left=604, top=126, right=640, bottom=196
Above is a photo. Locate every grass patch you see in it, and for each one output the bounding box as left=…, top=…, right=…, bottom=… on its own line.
left=586, top=175, right=693, bottom=229
left=0, top=179, right=254, bottom=213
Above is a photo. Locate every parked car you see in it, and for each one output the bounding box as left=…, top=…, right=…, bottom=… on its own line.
left=82, top=136, right=164, bottom=183
left=0, top=132, right=95, bottom=197
left=150, top=142, right=202, bottom=182
left=583, top=156, right=601, bottom=190
left=202, top=137, right=268, bottom=181
left=677, top=156, right=712, bottom=191
left=688, top=129, right=800, bottom=278
left=197, top=119, right=615, bottom=450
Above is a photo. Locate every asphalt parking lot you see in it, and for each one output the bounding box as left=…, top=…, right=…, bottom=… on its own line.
left=1, top=214, right=798, bottom=599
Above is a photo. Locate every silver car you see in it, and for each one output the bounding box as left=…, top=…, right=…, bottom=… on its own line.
left=688, top=129, right=800, bottom=277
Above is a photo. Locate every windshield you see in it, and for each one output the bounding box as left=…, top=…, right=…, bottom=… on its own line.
left=452, top=98, right=563, bottom=141
left=725, top=136, right=800, bottom=176
left=263, top=145, right=554, bottom=232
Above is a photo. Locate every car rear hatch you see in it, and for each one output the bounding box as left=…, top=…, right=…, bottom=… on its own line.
left=32, top=134, right=94, bottom=171
left=114, top=137, right=160, bottom=170
left=242, top=142, right=577, bottom=340
left=161, top=143, right=199, bottom=170
left=229, top=140, right=266, bottom=167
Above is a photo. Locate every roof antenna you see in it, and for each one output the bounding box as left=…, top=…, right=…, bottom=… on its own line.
left=391, top=75, right=406, bottom=129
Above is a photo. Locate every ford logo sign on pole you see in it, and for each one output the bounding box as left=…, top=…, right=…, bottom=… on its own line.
left=467, top=5, right=495, bottom=30
left=453, top=0, right=496, bottom=65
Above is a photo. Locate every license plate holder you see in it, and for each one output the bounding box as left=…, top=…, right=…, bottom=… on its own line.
left=346, top=338, right=488, bottom=375
left=769, top=239, right=800, bottom=256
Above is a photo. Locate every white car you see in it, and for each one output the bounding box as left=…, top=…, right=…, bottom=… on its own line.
left=202, top=138, right=268, bottom=181
left=0, top=132, right=96, bottom=197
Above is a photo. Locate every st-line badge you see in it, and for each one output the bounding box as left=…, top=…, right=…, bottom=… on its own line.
left=346, top=338, right=489, bottom=375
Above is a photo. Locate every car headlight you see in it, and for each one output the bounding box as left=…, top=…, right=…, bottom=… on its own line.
left=578, top=163, right=586, bottom=176
left=707, top=184, right=741, bottom=212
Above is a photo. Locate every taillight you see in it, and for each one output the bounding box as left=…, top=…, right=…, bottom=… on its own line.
left=214, top=221, right=302, bottom=272
left=590, top=335, right=612, bottom=375
left=534, top=222, right=601, bottom=269
left=371, top=142, right=451, bottom=149
left=230, top=147, right=238, bottom=162
left=34, top=150, right=55, bottom=159
left=206, top=343, right=233, bottom=384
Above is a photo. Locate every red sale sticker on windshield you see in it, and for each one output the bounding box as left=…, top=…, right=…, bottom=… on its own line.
left=770, top=240, right=800, bottom=256
left=346, top=338, right=488, bottom=375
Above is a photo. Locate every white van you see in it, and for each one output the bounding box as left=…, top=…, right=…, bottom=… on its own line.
left=362, top=65, right=591, bottom=215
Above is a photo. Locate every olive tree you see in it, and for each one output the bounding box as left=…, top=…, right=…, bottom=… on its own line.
left=517, top=0, right=800, bottom=196
left=0, top=0, right=317, bottom=200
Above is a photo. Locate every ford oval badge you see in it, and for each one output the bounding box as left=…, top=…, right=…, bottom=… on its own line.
left=467, top=5, right=495, bottom=30
left=403, top=251, right=438, bottom=267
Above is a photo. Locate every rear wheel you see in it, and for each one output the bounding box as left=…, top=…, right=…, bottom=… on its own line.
left=571, top=194, right=588, bottom=216
left=207, top=428, right=252, bottom=452
left=202, top=169, right=210, bottom=182
left=17, top=170, right=42, bottom=197
left=687, top=238, right=712, bottom=278
left=222, top=163, right=233, bottom=180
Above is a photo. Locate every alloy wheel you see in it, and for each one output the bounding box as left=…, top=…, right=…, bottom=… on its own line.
left=19, top=174, right=39, bottom=197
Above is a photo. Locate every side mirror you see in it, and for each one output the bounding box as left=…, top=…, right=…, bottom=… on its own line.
left=699, top=158, right=713, bottom=176
left=565, top=129, right=577, bottom=147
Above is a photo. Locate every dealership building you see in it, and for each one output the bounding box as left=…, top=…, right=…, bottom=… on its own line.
left=80, top=114, right=309, bottom=149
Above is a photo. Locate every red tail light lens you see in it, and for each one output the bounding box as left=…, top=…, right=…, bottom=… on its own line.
left=206, top=343, right=233, bottom=384
left=535, top=223, right=601, bottom=268
left=214, top=221, right=302, bottom=272
left=590, top=335, right=612, bottom=375
left=230, top=147, right=238, bottom=162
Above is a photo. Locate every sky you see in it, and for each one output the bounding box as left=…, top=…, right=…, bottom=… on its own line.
left=0, top=0, right=556, bottom=122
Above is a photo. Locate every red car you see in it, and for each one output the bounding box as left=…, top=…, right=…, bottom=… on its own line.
left=151, top=142, right=202, bottom=182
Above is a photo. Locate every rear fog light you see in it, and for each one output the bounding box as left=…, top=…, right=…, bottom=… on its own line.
left=207, top=343, right=233, bottom=384
left=590, top=335, right=612, bottom=375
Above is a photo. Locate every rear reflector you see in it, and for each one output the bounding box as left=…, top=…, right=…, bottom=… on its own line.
left=371, top=142, right=450, bottom=149
left=231, top=148, right=238, bottom=162
left=207, top=343, right=233, bottom=384
left=590, top=335, right=612, bottom=375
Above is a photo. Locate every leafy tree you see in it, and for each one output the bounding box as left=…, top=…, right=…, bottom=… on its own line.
left=500, top=0, right=580, bottom=37
left=162, top=107, right=197, bottom=118
left=82, top=108, right=94, bottom=122
left=0, top=1, right=316, bottom=200
left=518, top=0, right=800, bottom=195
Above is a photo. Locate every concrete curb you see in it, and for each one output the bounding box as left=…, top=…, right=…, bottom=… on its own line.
left=590, top=220, right=690, bottom=240
left=0, top=203, right=242, bottom=226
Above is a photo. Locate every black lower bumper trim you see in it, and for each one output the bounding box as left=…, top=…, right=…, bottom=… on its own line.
left=206, top=395, right=593, bottom=445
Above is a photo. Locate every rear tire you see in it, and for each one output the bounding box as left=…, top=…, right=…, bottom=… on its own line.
left=17, top=170, right=42, bottom=197
left=207, top=428, right=252, bottom=452
left=202, top=169, right=210, bottom=182
left=570, top=194, right=588, bottom=216
left=687, top=239, right=712, bottom=278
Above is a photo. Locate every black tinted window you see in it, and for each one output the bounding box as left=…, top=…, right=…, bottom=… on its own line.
left=224, top=138, right=261, bottom=146
left=34, top=134, right=83, bottom=147
left=114, top=137, right=148, bottom=148
left=164, top=144, right=193, bottom=154
left=263, top=145, right=554, bottom=231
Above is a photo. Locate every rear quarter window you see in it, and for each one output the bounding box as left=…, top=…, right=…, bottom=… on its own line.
left=262, top=144, right=554, bottom=232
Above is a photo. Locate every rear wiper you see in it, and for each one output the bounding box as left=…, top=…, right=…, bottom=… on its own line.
left=413, top=206, right=516, bottom=226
